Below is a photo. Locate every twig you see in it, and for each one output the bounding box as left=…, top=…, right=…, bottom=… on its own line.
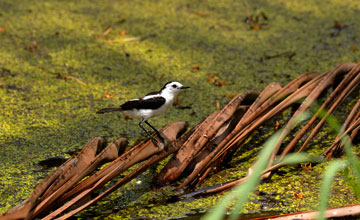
left=39, top=66, right=89, bottom=87
left=248, top=204, right=360, bottom=220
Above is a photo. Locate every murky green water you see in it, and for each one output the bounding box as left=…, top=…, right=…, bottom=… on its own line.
left=1, top=0, right=359, bottom=219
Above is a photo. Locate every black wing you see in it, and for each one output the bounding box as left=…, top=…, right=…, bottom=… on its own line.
left=120, top=96, right=166, bottom=110
left=145, top=91, right=160, bottom=96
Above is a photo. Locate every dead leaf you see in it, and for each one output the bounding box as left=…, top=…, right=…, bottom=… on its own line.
left=352, top=45, right=356, bottom=53
left=216, top=100, right=220, bottom=110
left=228, top=92, right=236, bottom=99
left=103, top=24, right=113, bottom=37
left=208, top=76, right=218, bottom=83
left=251, top=23, right=261, bottom=30
left=195, top=12, right=209, bottom=17
left=118, top=30, right=127, bottom=36
left=27, top=41, right=38, bottom=52
left=105, top=37, right=141, bottom=44
left=0, top=27, right=5, bottom=33
left=334, top=21, right=343, bottom=29
left=292, top=191, right=304, bottom=200
left=192, top=65, right=200, bottom=70
left=216, top=80, right=226, bottom=87
left=207, top=76, right=226, bottom=86
left=301, top=163, right=312, bottom=171
left=274, top=121, right=280, bottom=131
left=105, top=91, right=114, bottom=98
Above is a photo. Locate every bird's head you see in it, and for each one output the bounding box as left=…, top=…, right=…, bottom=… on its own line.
left=161, top=81, right=190, bottom=95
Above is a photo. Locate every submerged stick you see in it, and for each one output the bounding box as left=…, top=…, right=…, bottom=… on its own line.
left=185, top=74, right=320, bottom=187
left=154, top=110, right=220, bottom=185
left=51, top=123, right=190, bottom=220
left=178, top=91, right=259, bottom=188
left=0, top=137, right=107, bottom=220
left=30, top=137, right=127, bottom=219
left=44, top=121, right=188, bottom=220
left=158, top=91, right=256, bottom=185
left=290, top=62, right=360, bottom=156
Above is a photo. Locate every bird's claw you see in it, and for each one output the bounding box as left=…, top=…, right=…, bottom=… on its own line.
left=151, top=137, right=165, bottom=150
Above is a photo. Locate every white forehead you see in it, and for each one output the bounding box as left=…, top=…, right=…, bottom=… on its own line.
left=166, top=81, right=183, bottom=87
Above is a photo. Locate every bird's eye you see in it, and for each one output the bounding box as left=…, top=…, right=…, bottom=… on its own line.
left=172, top=84, right=177, bottom=88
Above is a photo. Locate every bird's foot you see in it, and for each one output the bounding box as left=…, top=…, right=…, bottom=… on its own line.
left=150, top=132, right=169, bottom=150
left=157, top=133, right=170, bottom=151
left=151, top=137, right=165, bottom=150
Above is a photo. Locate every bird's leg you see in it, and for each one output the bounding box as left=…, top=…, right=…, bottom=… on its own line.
left=144, top=120, right=165, bottom=142
left=139, top=120, right=161, bottom=147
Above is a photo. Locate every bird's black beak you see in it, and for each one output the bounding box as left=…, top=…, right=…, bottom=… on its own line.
left=180, top=86, right=190, bottom=89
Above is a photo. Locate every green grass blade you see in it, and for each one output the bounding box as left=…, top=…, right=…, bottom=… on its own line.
left=203, top=113, right=309, bottom=220
left=318, top=109, right=360, bottom=196
left=317, top=160, right=347, bottom=220
left=202, top=131, right=282, bottom=220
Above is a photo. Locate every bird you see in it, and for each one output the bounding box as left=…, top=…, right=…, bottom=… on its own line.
left=96, top=81, right=190, bottom=146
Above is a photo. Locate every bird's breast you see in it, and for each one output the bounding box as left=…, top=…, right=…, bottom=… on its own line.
left=122, top=100, right=172, bottom=120
left=151, top=101, right=172, bottom=116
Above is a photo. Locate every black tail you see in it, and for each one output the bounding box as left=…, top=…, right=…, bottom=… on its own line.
left=96, top=107, right=122, bottom=114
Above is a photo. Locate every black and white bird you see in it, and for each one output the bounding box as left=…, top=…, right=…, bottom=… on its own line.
left=96, top=81, right=190, bottom=145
